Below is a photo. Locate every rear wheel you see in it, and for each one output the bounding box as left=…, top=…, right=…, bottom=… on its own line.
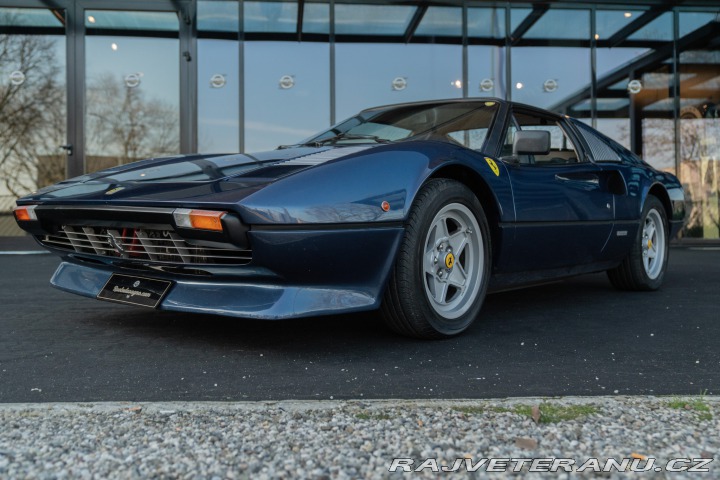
left=382, top=179, right=491, bottom=339
left=608, top=195, right=669, bottom=291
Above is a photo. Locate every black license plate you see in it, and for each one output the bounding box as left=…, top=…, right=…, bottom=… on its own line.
left=98, top=274, right=172, bottom=308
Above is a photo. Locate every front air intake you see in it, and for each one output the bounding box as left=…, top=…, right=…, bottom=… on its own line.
left=39, top=226, right=252, bottom=266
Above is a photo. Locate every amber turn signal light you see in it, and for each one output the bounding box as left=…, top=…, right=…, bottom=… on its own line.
left=13, top=205, right=38, bottom=222
left=173, top=208, right=227, bottom=232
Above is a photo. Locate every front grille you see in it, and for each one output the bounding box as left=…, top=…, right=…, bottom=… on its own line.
left=39, top=226, right=252, bottom=265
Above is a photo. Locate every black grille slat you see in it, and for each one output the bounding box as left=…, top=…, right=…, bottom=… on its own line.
left=40, top=226, right=251, bottom=266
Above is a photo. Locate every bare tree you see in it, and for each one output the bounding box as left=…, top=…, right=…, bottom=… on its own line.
left=0, top=27, right=65, bottom=196
left=86, top=73, right=179, bottom=168
left=680, top=117, right=720, bottom=237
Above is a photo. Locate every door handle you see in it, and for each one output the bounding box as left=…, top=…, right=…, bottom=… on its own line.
left=555, top=173, right=599, bottom=185
left=59, top=144, right=73, bottom=156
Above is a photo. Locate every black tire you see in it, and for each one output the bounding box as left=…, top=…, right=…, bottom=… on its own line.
left=607, top=195, right=669, bottom=291
left=381, top=179, right=491, bottom=339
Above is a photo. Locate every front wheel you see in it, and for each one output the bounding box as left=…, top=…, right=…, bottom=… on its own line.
left=607, top=195, right=669, bottom=291
left=382, top=179, right=491, bottom=339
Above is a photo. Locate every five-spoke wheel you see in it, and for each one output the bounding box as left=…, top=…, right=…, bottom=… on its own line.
left=422, top=203, right=484, bottom=320
left=608, top=195, right=669, bottom=291
left=382, top=179, right=490, bottom=339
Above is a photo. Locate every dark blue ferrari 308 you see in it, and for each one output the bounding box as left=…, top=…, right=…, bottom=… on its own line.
left=14, top=99, right=685, bottom=338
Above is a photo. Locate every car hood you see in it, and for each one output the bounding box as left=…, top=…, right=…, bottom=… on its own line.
left=19, top=145, right=381, bottom=207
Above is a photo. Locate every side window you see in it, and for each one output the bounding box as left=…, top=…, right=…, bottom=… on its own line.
left=508, top=111, right=583, bottom=165
left=501, top=123, right=518, bottom=158
left=573, top=121, right=623, bottom=163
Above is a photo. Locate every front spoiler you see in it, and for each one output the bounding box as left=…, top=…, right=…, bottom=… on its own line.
left=51, top=261, right=379, bottom=319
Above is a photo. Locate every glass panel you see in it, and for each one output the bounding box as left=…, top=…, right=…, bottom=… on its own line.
left=679, top=11, right=719, bottom=38
left=198, top=40, right=239, bottom=153
left=523, top=9, right=590, bottom=40
left=244, top=42, right=330, bottom=152
left=597, top=47, right=650, bottom=78
left=467, top=7, right=505, bottom=38
left=468, top=46, right=505, bottom=98
left=303, top=2, right=329, bottom=34
left=334, top=5, right=415, bottom=36
left=85, top=12, right=180, bottom=172
left=85, top=10, right=179, bottom=31
left=0, top=7, right=66, bottom=236
left=679, top=49, right=720, bottom=239
left=511, top=47, right=590, bottom=110
left=414, top=7, right=462, bottom=37
left=335, top=44, right=463, bottom=120
left=468, top=7, right=505, bottom=98
left=594, top=45, right=649, bottom=150
left=198, top=0, right=239, bottom=32
left=596, top=10, right=646, bottom=40
left=244, top=1, right=297, bottom=33
left=509, top=8, right=532, bottom=33
left=628, top=12, right=673, bottom=41
left=0, top=7, right=63, bottom=27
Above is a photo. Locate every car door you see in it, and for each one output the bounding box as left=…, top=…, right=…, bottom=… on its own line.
left=501, top=109, right=614, bottom=271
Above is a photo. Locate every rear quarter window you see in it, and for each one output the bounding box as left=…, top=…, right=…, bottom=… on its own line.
left=572, top=121, right=622, bottom=162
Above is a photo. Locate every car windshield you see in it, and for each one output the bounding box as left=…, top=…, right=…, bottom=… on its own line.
left=296, top=101, right=499, bottom=150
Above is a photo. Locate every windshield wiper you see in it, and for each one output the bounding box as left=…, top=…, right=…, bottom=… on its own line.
left=304, top=133, right=393, bottom=147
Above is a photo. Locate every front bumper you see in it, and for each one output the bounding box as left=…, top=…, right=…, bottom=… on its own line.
left=49, top=226, right=405, bottom=319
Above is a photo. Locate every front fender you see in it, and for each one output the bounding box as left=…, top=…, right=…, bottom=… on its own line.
left=238, top=142, right=513, bottom=226
left=238, top=143, right=445, bottom=225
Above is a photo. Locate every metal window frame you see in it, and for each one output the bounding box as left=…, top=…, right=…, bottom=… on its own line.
left=1, top=0, right=716, bottom=190
left=0, top=0, right=197, bottom=178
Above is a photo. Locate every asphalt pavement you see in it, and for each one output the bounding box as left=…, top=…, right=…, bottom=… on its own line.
left=0, top=244, right=718, bottom=403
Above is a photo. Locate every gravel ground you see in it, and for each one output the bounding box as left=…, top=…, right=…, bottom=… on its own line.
left=0, top=396, right=717, bottom=479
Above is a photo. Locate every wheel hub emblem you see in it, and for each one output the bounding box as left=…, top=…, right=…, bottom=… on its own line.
left=445, top=253, right=455, bottom=269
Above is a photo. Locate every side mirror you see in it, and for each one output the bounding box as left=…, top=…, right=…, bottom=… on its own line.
left=513, top=130, right=550, bottom=155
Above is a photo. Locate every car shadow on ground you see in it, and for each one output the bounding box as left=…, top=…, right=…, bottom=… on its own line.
left=78, top=272, right=622, bottom=352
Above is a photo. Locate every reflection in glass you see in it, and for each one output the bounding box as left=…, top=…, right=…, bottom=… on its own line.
left=467, top=7, right=505, bottom=38
left=634, top=61, right=675, bottom=174
left=414, top=7, right=462, bottom=37
left=627, top=12, right=673, bottom=41
left=523, top=9, right=589, bottom=40
left=199, top=40, right=239, bottom=153
left=85, top=28, right=180, bottom=171
left=511, top=9, right=590, bottom=112
left=244, top=1, right=297, bottom=33
left=509, top=8, right=532, bottom=33
left=679, top=47, right=720, bottom=239
left=597, top=47, right=650, bottom=78
left=334, top=4, right=415, bottom=36
left=679, top=12, right=719, bottom=38
left=244, top=42, right=329, bottom=152
left=198, top=0, right=239, bottom=32
left=0, top=7, right=63, bottom=27
left=302, top=3, right=329, bottom=34
left=335, top=44, right=462, bottom=120
left=594, top=45, right=649, bottom=150
left=85, top=10, right=178, bottom=31
left=595, top=9, right=645, bottom=39
left=0, top=7, right=66, bottom=228
left=512, top=47, right=590, bottom=109
left=468, top=46, right=505, bottom=99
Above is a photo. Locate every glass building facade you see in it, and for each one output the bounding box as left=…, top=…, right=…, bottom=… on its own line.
left=0, top=0, right=718, bottom=239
